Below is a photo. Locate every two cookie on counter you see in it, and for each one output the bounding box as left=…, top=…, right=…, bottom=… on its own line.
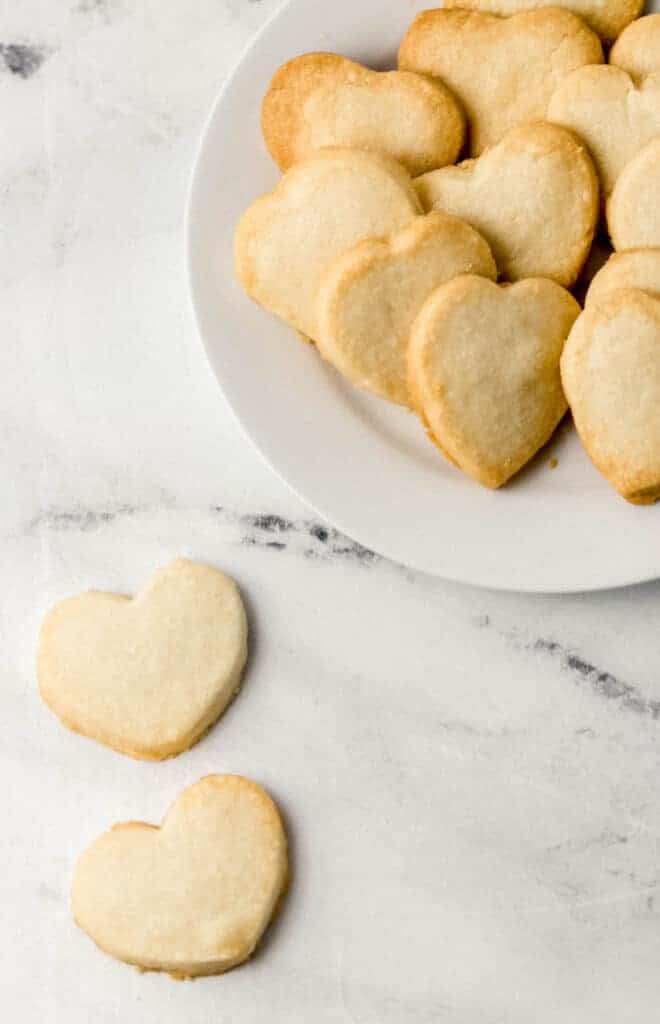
left=235, top=4, right=660, bottom=505
left=39, top=559, right=289, bottom=979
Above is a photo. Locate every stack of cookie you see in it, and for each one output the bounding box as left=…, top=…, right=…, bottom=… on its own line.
left=235, top=3, right=660, bottom=505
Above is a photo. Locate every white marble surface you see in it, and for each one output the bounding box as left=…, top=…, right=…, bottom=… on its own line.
left=3, top=2, right=660, bottom=1020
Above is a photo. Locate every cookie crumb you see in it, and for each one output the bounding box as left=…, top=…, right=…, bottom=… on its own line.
left=549, top=457, right=559, bottom=470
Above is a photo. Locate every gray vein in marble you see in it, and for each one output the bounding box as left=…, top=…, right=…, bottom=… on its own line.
left=0, top=44, right=49, bottom=79
left=25, top=502, right=380, bottom=567
left=433, top=713, right=515, bottom=741
left=530, top=635, right=660, bottom=720
left=470, top=614, right=654, bottom=720
left=29, top=504, right=138, bottom=533
left=219, top=508, right=380, bottom=566
left=74, top=0, right=121, bottom=15
left=519, top=884, right=660, bottom=918
left=545, top=828, right=630, bottom=856
left=475, top=615, right=660, bottom=721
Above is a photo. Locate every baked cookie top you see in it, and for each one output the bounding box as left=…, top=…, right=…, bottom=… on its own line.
left=549, top=65, right=660, bottom=197
left=408, top=275, right=579, bottom=488
left=399, top=8, right=602, bottom=156
left=37, top=559, right=248, bottom=760
left=415, top=121, right=599, bottom=286
left=315, top=211, right=496, bottom=406
left=261, top=52, right=464, bottom=176
left=235, top=146, right=421, bottom=339
left=72, top=775, right=289, bottom=977
left=561, top=289, right=660, bottom=504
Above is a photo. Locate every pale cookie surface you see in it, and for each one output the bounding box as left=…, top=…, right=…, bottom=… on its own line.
left=586, top=250, right=660, bottom=309
left=315, top=212, right=496, bottom=407
left=607, top=138, right=660, bottom=251
left=37, top=559, right=248, bottom=760
left=561, top=289, right=660, bottom=504
left=408, top=276, right=580, bottom=489
left=611, top=15, right=660, bottom=81
left=72, top=775, right=289, bottom=978
left=398, top=8, right=602, bottom=157
left=261, top=52, right=464, bottom=176
left=443, top=0, right=643, bottom=45
left=234, top=147, right=421, bottom=339
left=415, top=121, right=598, bottom=286
left=548, top=66, right=660, bottom=197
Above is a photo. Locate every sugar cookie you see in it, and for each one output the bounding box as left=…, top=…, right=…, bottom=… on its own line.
left=561, top=290, right=660, bottom=504
left=442, top=1, right=643, bottom=46
left=408, top=276, right=580, bottom=488
left=607, top=138, right=660, bottom=251
left=399, top=8, right=602, bottom=156
left=315, top=211, right=496, bottom=406
left=610, top=15, right=660, bottom=81
left=586, top=249, right=660, bottom=309
left=72, top=775, right=289, bottom=978
left=548, top=66, right=660, bottom=196
left=415, top=121, right=598, bottom=285
left=235, top=147, right=421, bottom=339
left=261, top=52, right=464, bottom=176
left=37, top=559, right=248, bottom=761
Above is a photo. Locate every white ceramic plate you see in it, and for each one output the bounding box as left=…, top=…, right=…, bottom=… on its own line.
left=186, top=0, right=660, bottom=593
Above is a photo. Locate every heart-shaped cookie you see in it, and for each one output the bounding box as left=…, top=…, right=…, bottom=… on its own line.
left=586, top=250, right=660, bottom=309
left=548, top=66, right=660, bottom=196
left=561, top=289, right=660, bottom=504
left=398, top=8, right=602, bottom=156
left=607, top=138, right=660, bottom=251
left=315, top=211, right=496, bottom=407
left=415, top=122, right=598, bottom=286
left=408, top=276, right=580, bottom=488
left=234, top=147, right=421, bottom=339
left=72, top=775, right=289, bottom=978
left=442, top=0, right=643, bottom=46
left=611, top=14, right=660, bottom=81
left=37, top=559, right=248, bottom=760
left=261, top=53, right=464, bottom=176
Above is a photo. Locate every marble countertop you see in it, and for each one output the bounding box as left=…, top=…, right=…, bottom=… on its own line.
left=3, top=2, right=660, bottom=1021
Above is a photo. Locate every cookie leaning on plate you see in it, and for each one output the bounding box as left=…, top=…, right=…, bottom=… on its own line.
left=408, top=276, right=580, bottom=489
left=72, top=775, right=289, bottom=978
left=37, top=559, right=248, bottom=760
left=315, top=211, right=496, bottom=407
left=586, top=250, right=660, bottom=308
left=235, top=147, right=421, bottom=339
left=610, top=15, right=660, bottom=81
left=561, top=290, right=660, bottom=504
left=607, top=139, right=660, bottom=252
left=398, top=8, right=602, bottom=157
left=548, top=66, right=660, bottom=197
left=261, top=53, right=464, bottom=176
left=415, top=121, right=598, bottom=286
left=442, top=0, right=643, bottom=46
